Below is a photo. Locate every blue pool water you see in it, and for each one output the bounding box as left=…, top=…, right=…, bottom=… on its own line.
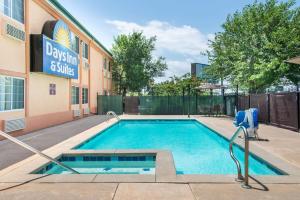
left=42, top=161, right=155, bottom=174
left=77, top=120, right=283, bottom=175
left=34, top=155, right=156, bottom=174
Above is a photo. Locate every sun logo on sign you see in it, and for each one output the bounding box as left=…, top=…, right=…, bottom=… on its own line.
left=53, top=20, right=71, bottom=49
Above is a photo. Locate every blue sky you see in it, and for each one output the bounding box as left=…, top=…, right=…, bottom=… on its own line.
left=58, top=0, right=300, bottom=82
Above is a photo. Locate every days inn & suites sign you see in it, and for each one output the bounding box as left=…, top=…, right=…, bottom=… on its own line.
left=30, top=20, right=78, bottom=79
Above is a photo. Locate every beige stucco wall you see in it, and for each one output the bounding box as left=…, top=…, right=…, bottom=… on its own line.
left=71, top=69, right=80, bottom=84
left=0, top=15, right=26, bottom=73
left=0, top=0, right=113, bottom=125
left=107, top=77, right=112, bottom=93
left=28, top=73, right=69, bottom=116
left=27, top=0, right=69, bottom=117
left=90, top=47, right=103, bottom=109
left=81, top=63, right=89, bottom=86
left=0, top=14, right=26, bottom=121
left=29, top=0, right=55, bottom=34
left=104, top=75, right=108, bottom=91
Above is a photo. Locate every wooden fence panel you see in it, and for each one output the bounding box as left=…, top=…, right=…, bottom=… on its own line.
left=250, top=94, right=269, bottom=123
left=269, top=93, right=298, bottom=131
left=238, top=95, right=249, bottom=111
left=125, top=96, right=139, bottom=114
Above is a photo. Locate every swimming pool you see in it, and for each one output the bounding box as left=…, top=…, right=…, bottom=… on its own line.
left=76, top=120, right=283, bottom=175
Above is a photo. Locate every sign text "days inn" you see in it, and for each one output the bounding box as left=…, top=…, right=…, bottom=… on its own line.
left=43, top=36, right=78, bottom=79
left=30, top=20, right=79, bottom=79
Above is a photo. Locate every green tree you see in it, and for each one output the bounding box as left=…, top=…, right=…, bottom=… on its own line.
left=207, top=0, right=300, bottom=92
left=111, top=32, right=167, bottom=96
left=151, top=73, right=202, bottom=96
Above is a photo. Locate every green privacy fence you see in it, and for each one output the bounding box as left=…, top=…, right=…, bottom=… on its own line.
left=98, top=95, right=234, bottom=115
left=139, top=96, right=183, bottom=115
left=97, top=95, right=123, bottom=115
left=139, top=96, right=225, bottom=115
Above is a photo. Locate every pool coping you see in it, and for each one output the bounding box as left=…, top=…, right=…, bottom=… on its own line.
left=0, top=116, right=300, bottom=184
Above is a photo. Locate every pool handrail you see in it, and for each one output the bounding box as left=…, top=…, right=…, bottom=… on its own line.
left=107, top=111, right=120, bottom=121
left=0, top=130, right=80, bottom=174
left=229, top=125, right=250, bottom=189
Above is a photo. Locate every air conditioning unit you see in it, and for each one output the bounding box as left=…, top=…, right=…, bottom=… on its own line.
left=3, top=22, right=25, bottom=42
left=4, top=118, right=26, bottom=133
left=73, top=109, right=81, bottom=117
left=83, top=108, right=90, bottom=115
left=83, top=60, right=89, bottom=70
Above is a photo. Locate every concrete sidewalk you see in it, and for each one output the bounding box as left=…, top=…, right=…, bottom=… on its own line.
left=0, top=115, right=110, bottom=170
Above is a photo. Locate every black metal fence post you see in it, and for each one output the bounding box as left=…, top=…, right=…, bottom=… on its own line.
left=196, top=92, right=198, bottom=115
left=210, top=89, right=213, bottom=116
left=267, top=93, right=271, bottom=124
left=236, top=85, right=239, bottom=111
left=182, top=88, right=185, bottom=115
left=167, top=94, right=170, bottom=114
left=248, top=94, right=251, bottom=109
left=222, top=88, right=225, bottom=115
left=188, top=85, right=191, bottom=118
left=297, top=92, right=300, bottom=132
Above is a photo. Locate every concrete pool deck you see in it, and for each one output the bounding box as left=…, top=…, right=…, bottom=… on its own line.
left=0, top=115, right=111, bottom=170
left=0, top=115, right=300, bottom=199
left=1, top=182, right=300, bottom=200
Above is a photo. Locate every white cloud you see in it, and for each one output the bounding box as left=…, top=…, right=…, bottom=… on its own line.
left=155, top=60, right=192, bottom=83
left=106, top=20, right=211, bottom=56
left=165, top=60, right=190, bottom=77
left=106, top=20, right=213, bottom=81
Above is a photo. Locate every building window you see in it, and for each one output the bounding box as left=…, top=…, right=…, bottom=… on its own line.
left=70, top=32, right=79, bottom=54
left=0, top=75, right=24, bottom=111
left=82, top=88, right=88, bottom=104
left=103, top=58, right=107, bottom=70
left=82, top=41, right=88, bottom=59
left=0, top=0, right=24, bottom=24
left=72, top=86, right=79, bottom=104
left=108, top=61, right=111, bottom=72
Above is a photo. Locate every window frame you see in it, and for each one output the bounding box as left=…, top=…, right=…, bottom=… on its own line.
left=71, top=86, right=80, bottom=105
left=103, top=58, right=107, bottom=70
left=108, top=61, right=111, bottom=72
left=0, top=75, right=25, bottom=112
left=82, top=41, right=89, bottom=60
left=0, top=0, right=24, bottom=24
left=82, top=88, right=88, bottom=104
left=70, top=32, right=79, bottom=54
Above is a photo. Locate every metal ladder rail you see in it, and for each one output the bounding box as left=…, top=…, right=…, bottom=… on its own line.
left=107, top=111, right=120, bottom=121
left=229, top=126, right=250, bottom=188
left=0, top=130, right=79, bottom=174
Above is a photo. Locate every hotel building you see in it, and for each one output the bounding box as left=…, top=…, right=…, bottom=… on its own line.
left=0, top=0, right=113, bottom=137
